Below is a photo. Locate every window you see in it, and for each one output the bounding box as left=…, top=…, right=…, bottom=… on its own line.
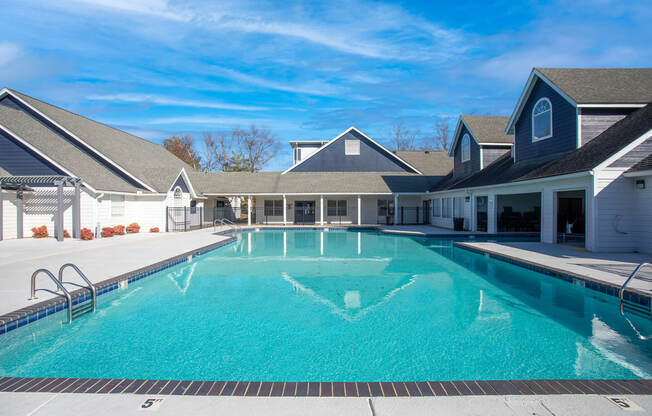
left=441, top=197, right=453, bottom=218
left=532, top=97, right=552, bottom=141
left=264, top=200, right=283, bottom=216
left=433, top=198, right=442, bottom=217
left=327, top=200, right=347, bottom=216
left=453, top=197, right=464, bottom=218
left=461, top=134, right=471, bottom=162
left=111, top=194, right=125, bottom=217
left=377, top=199, right=395, bottom=217
left=345, top=139, right=360, bottom=155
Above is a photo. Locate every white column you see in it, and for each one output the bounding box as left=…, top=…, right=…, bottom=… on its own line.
left=247, top=195, right=252, bottom=226
left=283, top=194, right=287, bottom=225
left=541, top=188, right=555, bottom=244
left=487, top=193, right=497, bottom=234
left=320, top=195, right=324, bottom=225
left=357, top=195, right=362, bottom=225
left=394, top=194, right=399, bottom=225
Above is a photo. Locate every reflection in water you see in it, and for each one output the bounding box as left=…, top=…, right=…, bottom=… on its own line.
left=167, top=262, right=198, bottom=294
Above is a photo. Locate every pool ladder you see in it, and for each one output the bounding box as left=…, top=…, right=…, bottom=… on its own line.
left=30, top=263, right=96, bottom=323
left=619, top=262, right=651, bottom=316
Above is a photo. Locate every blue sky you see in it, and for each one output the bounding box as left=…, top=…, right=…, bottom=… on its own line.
left=2, top=0, right=651, bottom=170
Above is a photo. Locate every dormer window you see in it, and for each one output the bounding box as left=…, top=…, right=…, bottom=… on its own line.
left=532, top=97, right=552, bottom=141
left=461, top=134, right=470, bottom=162
left=345, top=139, right=360, bottom=155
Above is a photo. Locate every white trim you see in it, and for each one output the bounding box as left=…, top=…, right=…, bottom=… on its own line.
left=461, top=134, right=471, bottom=162
left=479, top=142, right=514, bottom=147
left=531, top=97, right=553, bottom=142
left=576, top=107, right=582, bottom=148
left=0, top=88, right=157, bottom=192
left=169, top=168, right=199, bottom=198
left=428, top=171, right=591, bottom=194
left=479, top=146, right=484, bottom=170
left=282, top=126, right=423, bottom=175
left=448, top=117, right=480, bottom=157
left=0, top=123, right=98, bottom=193
left=624, top=169, right=652, bottom=178
left=594, top=128, right=652, bottom=171
left=202, top=192, right=407, bottom=196
left=95, top=190, right=165, bottom=196
left=506, top=69, right=577, bottom=134
left=577, top=103, right=646, bottom=108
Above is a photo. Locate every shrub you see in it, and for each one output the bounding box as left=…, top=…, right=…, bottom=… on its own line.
left=81, top=228, right=94, bottom=240
left=126, top=222, right=140, bottom=234
left=113, top=225, right=125, bottom=235
left=31, top=225, right=48, bottom=238
left=101, top=227, right=114, bottom=238
left=63, top=229, right=71, bottom=238
left=150, top=227, right=159, bottom=233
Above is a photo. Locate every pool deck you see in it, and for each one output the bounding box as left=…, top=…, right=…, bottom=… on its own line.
left=0, top=228, right=232, bottom=317
left=455, top=241, right=652, bottom=300
left=1, top=391, right=651, bottom=415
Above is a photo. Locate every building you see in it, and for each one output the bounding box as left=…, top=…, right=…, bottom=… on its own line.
left=1, top=67, right=651, bottom=254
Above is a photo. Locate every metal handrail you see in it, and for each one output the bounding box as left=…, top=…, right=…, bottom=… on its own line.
left=30, top=269, right=73, bottom=323
left=214, top=218, right=239, bottom=233
left=619, top=262, right=651, bottom=314
left=58, top=263, right=96, bottom=313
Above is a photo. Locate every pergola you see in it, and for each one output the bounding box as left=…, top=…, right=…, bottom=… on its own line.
left=0, top=175, right=83, bottom=242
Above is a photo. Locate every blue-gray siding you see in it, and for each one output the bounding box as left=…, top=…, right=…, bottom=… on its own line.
left=0, top=130, right=62, bottom=176
left=290, top=130, right=417, bottom=173
left=171, top=174, right=190, bottom=193
left=514, top=78, right=577, bottom=162
left=581, top=108, right=635, bottom=146
left=609, top=138, right=652, bottom=168
left=481, top=145, right=511, bottom=168
left=453, top=124, right=480, bottom=178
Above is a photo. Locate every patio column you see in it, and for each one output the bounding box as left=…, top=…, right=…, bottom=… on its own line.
left=0, top=180, right=3, bottom=241
left=541, top=189, right=554, bottom=244
left=283, top=194, right=287, bottom=225
left=16, top=186, right=24, bottom=239
left=247, top=195, right=252, bottom=226
left=56, top=180, right=64, bottom=241
left=357, top=195, right=362, bottom=225
left=320, top=195, right=324, bottom=225
left=73, top=182, right=81, bottom=238
left=394, top=194, right=399, bottom=225
left=487, top=193, right=497, bottom=234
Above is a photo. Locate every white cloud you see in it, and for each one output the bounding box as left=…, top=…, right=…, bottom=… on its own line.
left=87, top=93, right=267, bottom=111
left=0, top=42, right=22, bottom=67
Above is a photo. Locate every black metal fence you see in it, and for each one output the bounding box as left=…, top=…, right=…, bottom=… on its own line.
left=166, top=207, right=204, bottom=232
left=398, top=207, right=429, bottom=225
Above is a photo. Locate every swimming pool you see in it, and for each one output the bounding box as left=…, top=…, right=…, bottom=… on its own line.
left=0, top=229, right=650, bottom=382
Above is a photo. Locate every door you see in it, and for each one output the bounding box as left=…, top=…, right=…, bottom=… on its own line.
left=294, top=201, right=316, bottom=224
left=422, top=200, right=431, bottom=224
left=476, top=196, right=488, bottom=232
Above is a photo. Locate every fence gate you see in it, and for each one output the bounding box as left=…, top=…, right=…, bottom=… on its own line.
left=166, top=207, right=204, bottom=232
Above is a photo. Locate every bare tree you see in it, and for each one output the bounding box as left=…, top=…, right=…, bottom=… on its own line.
left=201, top=125, right=280, bottom=172
left=422, top=119, right=451, bottom=151
left=163, top=135, right=201, bottom=168
left=389, top=122, right=420, bottom=151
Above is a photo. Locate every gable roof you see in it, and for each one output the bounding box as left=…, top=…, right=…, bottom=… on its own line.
left=283, top=126, right=422, bottom=174
left=449, top=115, right=513, bottom=156
left=506, top=68, right=652, bottom=133
left=392, top=150, right=452, bottom=176
left=1, top=88, right=195, bottom=193
left=432, top=103, right=652, bottom=192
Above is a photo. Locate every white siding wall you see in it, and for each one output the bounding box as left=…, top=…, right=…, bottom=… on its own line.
left=97, top=193, right=167, bottom=232
left=593, top=170, right=638, bottom=252
left=1, top=190, right=17, bottom=239
left=632, top=174, right=652, bottom=253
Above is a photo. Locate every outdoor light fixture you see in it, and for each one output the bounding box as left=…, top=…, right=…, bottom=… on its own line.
left=636, top=179, right=645, bottom=189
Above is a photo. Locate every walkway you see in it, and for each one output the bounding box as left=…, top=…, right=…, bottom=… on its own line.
left=1, top=391, right=650, bottom=415
left=455, top=241, right=652, bottom=297
left=0, top=228, right=231, bottom=316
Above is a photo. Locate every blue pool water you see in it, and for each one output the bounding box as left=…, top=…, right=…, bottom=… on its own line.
left=0, top=229, right=650, bottom=381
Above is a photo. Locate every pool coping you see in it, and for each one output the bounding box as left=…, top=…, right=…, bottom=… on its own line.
left=0, top=236, right=236, bottom=336
left=0, top=377, right=650, bottom=397
left=454, top=241, right=652, bottom=316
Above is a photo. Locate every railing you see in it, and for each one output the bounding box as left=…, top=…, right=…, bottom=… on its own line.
left=619, top=263, right=651, bottom=314
left=214, top=218, right=239, bottom=233
left=58, top=263, right=96, bottom=313
left=166, top=207, right=204, bottom=232
left=30, top=269, right=73, bottom=323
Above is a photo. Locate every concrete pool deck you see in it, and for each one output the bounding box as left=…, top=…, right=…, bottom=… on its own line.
left=455, top=241, right=652, bottom=299
left=0, top=228, right=232, bottom=316
left=1, top=391, right=651, bottom=415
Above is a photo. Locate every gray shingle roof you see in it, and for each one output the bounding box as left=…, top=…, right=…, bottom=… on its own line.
left=432, top=103, right=652, bottom=191
left=191, top=171, right=442, bottom=194
left=8, top=89, right=193, bottom=193
left=537, top=68, right=652, bottom=104
left=627, top=154, right=652, bottom=173
left=392, top=150, right=453, bottom=175
left=461, top=115, right=513, bottom=144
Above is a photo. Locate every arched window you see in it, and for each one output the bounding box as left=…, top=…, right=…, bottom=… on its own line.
left=173, top=186, right=183, bottom=207
left=532, top=97, right=552, bottom=141
left=461, top=134, right=471, bottom=162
